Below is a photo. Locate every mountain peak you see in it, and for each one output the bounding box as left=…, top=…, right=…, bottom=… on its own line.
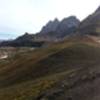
left=24, top=32, right=29, bottom=36
left=60, top=16, right=80, bottom=26
left=63, top=16, right=78, bottom=20
left=38, top=16, right=80, bottom=40
left=40, top=18, right=60, bottom=34
left=53, top=18, right=59, bottom=22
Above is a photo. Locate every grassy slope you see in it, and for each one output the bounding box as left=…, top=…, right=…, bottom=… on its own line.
left=0, top=41, right=100, bottom=100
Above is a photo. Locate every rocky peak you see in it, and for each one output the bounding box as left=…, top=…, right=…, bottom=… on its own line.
left=53, top=18, right=59, bottom=23
left=55, top=16, right=80, bottom=37
left=24, top=32, right=29, bottom=36
left=40, top=18, right=59, bottom=34
left=38, top=16, right=80, bottom=39
left=60, top=16, right=80, bottom=28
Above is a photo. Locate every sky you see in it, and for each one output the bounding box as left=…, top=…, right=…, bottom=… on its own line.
left=0, top=0, right=100, bottom=39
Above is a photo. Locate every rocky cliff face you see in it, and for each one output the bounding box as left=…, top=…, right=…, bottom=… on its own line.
left=40, top=18, right=60, bottom=34
left=78, top=6, right=100, bottom=36
left=56, top=16, right=80, bottom=37
left=37, top=16, right=80, bottom=40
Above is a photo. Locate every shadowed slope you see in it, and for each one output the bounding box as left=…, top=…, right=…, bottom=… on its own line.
left=0, top=41, right=100, bottom=100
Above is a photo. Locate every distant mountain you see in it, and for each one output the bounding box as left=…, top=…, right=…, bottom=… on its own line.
left=0, top=33, right=44, bottom=47
left=15, top=32, right=35, bottom=42
left=56, top=16, right=80, bottom=38
left=1, top=6, right=100, bottom=47
left=0, top=16, right=80, bottom=47
left=78, top=6, right=100, bottom=36
left=40, top=18, right=60, bottom=34
left=38, top=16, right=80, bottom=39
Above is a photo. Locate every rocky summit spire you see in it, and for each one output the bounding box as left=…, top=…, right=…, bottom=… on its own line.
left=40, top=18, right=60, bottom=34
left=53, top=18, right=59, bottom=23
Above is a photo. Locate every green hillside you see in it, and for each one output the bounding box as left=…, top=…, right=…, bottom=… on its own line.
left=0, top=41, right=100, bottom=100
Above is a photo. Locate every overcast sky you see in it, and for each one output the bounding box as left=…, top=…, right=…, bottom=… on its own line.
left=0, top=0, right=100, bottom=39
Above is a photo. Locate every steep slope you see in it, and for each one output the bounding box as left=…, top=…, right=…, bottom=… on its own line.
left=0, top=41, right=100, bottom=100
left=78, top=6, right=100, bottom=36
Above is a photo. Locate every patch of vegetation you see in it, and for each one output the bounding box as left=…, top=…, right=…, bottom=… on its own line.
left=0, top=42, right=100, bottom=99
